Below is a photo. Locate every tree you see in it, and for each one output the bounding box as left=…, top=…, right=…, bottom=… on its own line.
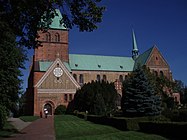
left=0, top=21, right=26, bottom=115
left=0, top=0, right=105, bottom=48
left=0, top=0, right=105, bottom=118
left=67, top=81, right=117, bottom=116
left=121, top=66, right=161, bottom=117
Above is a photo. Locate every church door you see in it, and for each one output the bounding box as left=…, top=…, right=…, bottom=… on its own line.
left=44, top=103, right=52, bottom=115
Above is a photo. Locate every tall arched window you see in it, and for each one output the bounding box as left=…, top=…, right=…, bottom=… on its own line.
left=103, top=75, right=107, bottom=82
left=73, top=74, right=77, bottom=81
left=97, top=75, right=101, bottom=82
left=79, top=74, right=84, bottom=85
left=46, top=32, right=51, bottom=42
left=125, top=75, right=128, bottom=80
left=154, top=71, right=158, bottom=76
left=55, top=33, right=60, bottom=42
left=119, top=75, right=123, bottom=82
left=160, top=71, right=164, bottom=77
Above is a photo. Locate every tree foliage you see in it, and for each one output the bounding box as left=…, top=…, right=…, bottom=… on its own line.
left=121, top=66, right=161, bottom=117
left=0, top=21, right=26, bottom=114
left=0, top=0, right=105, bottom=48
left=67, top=81, right=117, bottom=116
left=0, top=105, right=7, bottom=129
left=54, top=105, right=66, bottom=115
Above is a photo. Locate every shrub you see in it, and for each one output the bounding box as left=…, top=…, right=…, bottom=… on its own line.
left=162, top=108, right=187, bottom=122
left=54, top=105, right=66, bottom=115
left=0, top=105, right=7, bottom=129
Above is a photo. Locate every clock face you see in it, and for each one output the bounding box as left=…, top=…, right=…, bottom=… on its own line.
left=53, top=67, right=63, bottom=77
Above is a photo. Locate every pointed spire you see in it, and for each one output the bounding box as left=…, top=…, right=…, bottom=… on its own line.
left=132, top=29, right=139, bottom=60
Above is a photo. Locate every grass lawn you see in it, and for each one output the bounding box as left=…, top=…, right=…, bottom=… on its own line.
left=0, top=121, right=18, bottom=138
left=54, top=115, right=168, bottom=140
left=19, top=116, right=40, bottom=122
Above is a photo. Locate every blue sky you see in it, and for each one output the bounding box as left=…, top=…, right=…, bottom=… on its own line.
left=22, top=0, right=187, bottom=91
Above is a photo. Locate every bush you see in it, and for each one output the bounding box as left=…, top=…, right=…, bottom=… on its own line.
left=162, top=108, right=187, bottom=122
left=54, top=105, right=66, bottom=115
left=0, top=105, right=7, bottom=129
left=139, top=121, right=187, bottom=139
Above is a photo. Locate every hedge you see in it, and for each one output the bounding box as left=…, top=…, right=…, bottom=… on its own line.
left=139, top=121, right=187, bottom=139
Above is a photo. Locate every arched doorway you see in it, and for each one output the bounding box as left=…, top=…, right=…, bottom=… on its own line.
left=44, top=103, right=53, bottom=115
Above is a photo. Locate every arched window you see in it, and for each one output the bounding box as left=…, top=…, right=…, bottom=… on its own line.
left=79, top=74, right=84, bottom=85
left=154, top=71, right=158, bottom=76
left=97, top=75, right=101, bottom=82
left=55, top=33, right=60, bottom=42
left=119, top=75, right=123, bottom=82
left=46, top=32, right=51, bottom=42
left=160, top=71, right=164, bottom=77
left=103, top=75, right=107, bottom=82
left=73, top=74, right=77, bottom=81
left=125, top=75, right=128, bottom=80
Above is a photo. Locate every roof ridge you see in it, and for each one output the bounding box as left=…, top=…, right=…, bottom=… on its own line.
left=69, top=53, right=132, bottom=58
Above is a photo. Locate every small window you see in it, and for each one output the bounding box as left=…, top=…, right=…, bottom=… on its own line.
left=69, top=94, right=72, bottom=101
left=125, top=75, right=128, bottom=80
left=46, top=32, right=51, bottom=42
left=160, top=71, right=164, bottom=77
left=120, top=66, right=123, bottom=69
left=79, top=74, right=84, bottom=85
left=64, top=94, right=68, bottom=102
left=119, top=75, right=123, bottom=82
left=156, top=57, right=158, bottom=60
left=154, top=71, right=158, bottom=76
left=103, top=75, right=107, bottom=82
left=97, top=75, right=101, bottom=82
left=73, top=74, right=77, bottom=81
left=55, top=33, right=60, bottom=42
left=98, top=65, right=101, bottom=68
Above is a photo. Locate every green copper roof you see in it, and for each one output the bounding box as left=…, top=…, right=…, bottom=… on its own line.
left=49, top=9, right=66, bottom=30
left=69, top=54, right=134, bottom=72
left=39, top=61, right=71, bottom=72
left=134, top=47, right=154, bottom=70
left=39, top=61, right=52, bottom=71
left=132, top=29, right=138, bottom=51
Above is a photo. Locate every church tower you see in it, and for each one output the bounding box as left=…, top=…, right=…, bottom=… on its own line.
left=35, top=9, right=69, bottom=62
left=132, top=29, right=139, bottom=60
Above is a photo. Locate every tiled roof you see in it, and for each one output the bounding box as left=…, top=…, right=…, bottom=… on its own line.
left=134, top=47, right=154, bottom=70
left=37, top=54, right=135, bottom=72
left=69, top=54, right=134, bottom=72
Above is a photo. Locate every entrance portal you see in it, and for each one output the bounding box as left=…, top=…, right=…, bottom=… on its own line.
left=44, top=103, right=52, bottom=115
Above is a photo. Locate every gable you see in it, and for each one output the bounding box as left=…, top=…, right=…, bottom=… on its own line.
left=146, top=47, right=169, bottom=68
left=35, top=58, right=80, bottom=90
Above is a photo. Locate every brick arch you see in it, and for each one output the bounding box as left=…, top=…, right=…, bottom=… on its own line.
left=43, top=100, right=55, bottom=115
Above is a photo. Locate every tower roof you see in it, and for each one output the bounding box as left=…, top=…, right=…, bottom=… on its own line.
left=132, top=29, right=138, bottom=51
left=49, top=9, right=67, bottom=30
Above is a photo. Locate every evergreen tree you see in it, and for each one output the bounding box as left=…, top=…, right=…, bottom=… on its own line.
left=0, top=21, right=25, bottom=115
left=121, top=66, right=161, bottom=117
left=67, top=81, right=117, bottom=115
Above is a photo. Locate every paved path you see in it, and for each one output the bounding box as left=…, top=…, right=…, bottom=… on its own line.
left=7, top=118, right=31, bottom=131
left=6, top=116, right=55, bottom=140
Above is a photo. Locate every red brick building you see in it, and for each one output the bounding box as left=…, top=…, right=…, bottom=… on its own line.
left=24, top=9, right=173, bottom=116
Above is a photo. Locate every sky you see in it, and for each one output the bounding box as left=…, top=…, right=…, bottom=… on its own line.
left=22, top=0, right=187, bottom=91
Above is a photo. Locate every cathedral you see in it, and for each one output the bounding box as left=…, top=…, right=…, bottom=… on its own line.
left=25, top=9, right=172, bottom=116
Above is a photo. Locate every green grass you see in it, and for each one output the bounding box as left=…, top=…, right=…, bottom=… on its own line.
left=19, top=116, right=40, bottom=122
left=54, top=115, right=168, bottom=140
left=0, top=121, right=18, bottom=138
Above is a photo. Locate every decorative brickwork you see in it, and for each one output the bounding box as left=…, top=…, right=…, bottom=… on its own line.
left=35, top=29, right=69, bottom=62
left=146, top=47, right=172, bottom=80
